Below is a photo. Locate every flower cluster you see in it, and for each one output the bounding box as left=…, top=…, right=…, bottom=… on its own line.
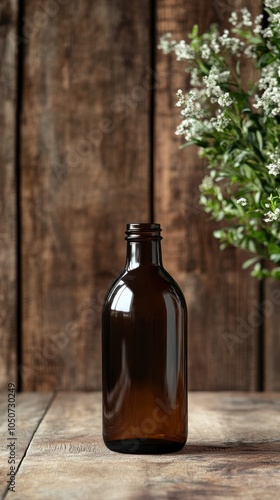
left=254, top=62, right=280, bottom=117
left=264, top=208, right=280, bottom=222
left=159, top=0, right=280, bottom=280
left=266, top=152, right=280, bottom=176
left=237, top=198, right=247, bottom=207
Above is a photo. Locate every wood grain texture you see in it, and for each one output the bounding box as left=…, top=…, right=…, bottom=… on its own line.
left=264, top=280, right=280, bottom=390
left=20, top=0, right=151, bottom=390
left=5, top=391, right=280, bottom=499
left=0, top=0, right=18, bottom=389
left=154, top=0, right=263, bottom=389
left=0, top=392, right=52, bottom=499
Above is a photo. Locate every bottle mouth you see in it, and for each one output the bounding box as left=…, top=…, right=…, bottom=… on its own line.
left=125, top=223, right=162, bottom=240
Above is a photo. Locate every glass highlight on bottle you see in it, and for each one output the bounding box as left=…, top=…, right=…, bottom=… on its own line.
left=102, top=223, right=188, bottom=454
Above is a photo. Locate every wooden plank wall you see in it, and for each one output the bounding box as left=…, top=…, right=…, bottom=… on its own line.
left=1, top=0, right=279, bottom=391
left=0, top=0, right=18, bottom=390
left=19, top=0, right=151, bottom=390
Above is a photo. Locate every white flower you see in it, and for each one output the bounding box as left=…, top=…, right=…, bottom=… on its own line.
left=175, top=89, right=184, bottom=107
left=241, top=8, right=252, bottom=27
left=268, top=151, right=280, bottom=161
left=264, top=208, right=280, bottom=222
left=269, top=12, right=280, bottom=23
left=174, top=40, right=195, bottom=61
left=265, top=0, right=280, bottom=8
left=229, top=12, right=238, bottom=26
left=204, top=66, right=230, bottom=87
left=220, top=28, right=229, bottom=39
left=244, top=45, right=257, bottom=59
left=263, top=27, right=274, bottom=38
left=267, top=163, right=280, bottom=176
left=158, top=33, right=175, bottom=53
left=266, top=152, right=280, bottom=176
left=190, top=67, right=202, bottom=87
left=158, top=34, right=195, bottom=60
left=175, top=89, right=204, bottom=119
left=254, top=63, right=280, bottom=117
left=180, top=91, right=200, bottom=115
left=218, top=29, right=244, bottom=55
left=253, top=14, right=263, bottom=35
left=237, top=198, right=247, bottom=206
left=200, top=43, right=211, bottom=60
left=266, top=13, right=280, bottom=37
left=175, top=117, right=203, bottom=141
left=203, top=67, right=233, bottom=108
left=218, top=92, right=233, bottom=107
left=210, top=110, right=230, bottom=131
left=210, top=33, right=220, bottom=54
left=203, top=67, right=227, bottom=99
left=200, top=176, right=213, bottom=189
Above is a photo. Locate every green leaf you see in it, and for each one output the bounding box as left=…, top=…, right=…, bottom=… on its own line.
left=240, top=164, right=256, bottom=181
left=267, top=243, right=280, bottom=256
left=199, top=194, right=208, bottom=205
left=271, top=267, right=280, bottom=280
left=248, top=239, right=257, bottom=253
left=197, top=59, right=209, bottom=74
left=179, top=139, right=209, bottom=149
left=213, top=230, right=223, bottom=239
left=270, top=254, right=280, bottom=263
left=256, top=130, right=263, bottom=151
left=242, top=256, right=260, bottom=269
left=253, top=191, right=261, bottom=204
left=188, top=24, right=198, bottom=39
left=220, top=243, right=228, bottom=250
left=253, top=262, right=261, bottom=273
left=250, top=231, right=267, bottom=243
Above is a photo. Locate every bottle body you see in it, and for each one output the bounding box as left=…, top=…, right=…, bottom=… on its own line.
left=102, top=224, right=188, bottom=454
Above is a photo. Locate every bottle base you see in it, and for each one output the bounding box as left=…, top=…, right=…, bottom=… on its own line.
left=103, top=438, right=186, bottom=454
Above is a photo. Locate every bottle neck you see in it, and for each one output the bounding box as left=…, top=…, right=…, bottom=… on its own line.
left=125, top=240, right=163, bottom=270
left=124, top=223, right=163, bottom=270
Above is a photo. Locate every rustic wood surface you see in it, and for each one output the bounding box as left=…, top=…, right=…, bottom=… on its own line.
left=0, top=392, right=52, bottom=498
left=154, top=0, right=264, bottom=391
left=20, top=0, right=151, bottom=390
left=2, top=391, right=280, bottom=500
left=0, top=0, right=18, bottom=390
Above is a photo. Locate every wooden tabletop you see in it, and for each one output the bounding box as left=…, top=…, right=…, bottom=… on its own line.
left=1, top=392, right=280, bottom=499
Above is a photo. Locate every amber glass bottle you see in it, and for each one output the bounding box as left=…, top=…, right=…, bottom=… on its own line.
left=102, top=223, right=187, bottom=454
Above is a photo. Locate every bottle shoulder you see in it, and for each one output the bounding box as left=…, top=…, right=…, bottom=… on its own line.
left=103, top=265, right=187, bottom=310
